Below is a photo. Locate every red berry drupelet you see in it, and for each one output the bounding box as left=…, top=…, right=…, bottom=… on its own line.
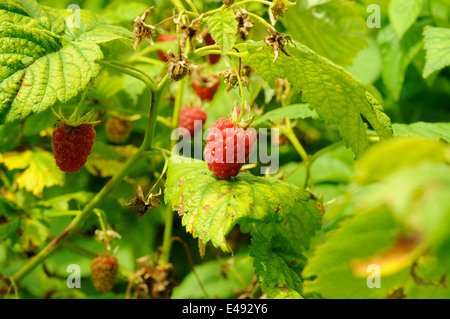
left=91, top=255, right=119, bottom=293
left=204, top=117, right=256, bottom=180
left=178, top=107, right=207, bottom=138
left=52, top=123, right=96, bottom=173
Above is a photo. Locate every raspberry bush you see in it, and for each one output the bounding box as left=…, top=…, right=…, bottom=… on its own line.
left=0, top=0, right=449, bottom=301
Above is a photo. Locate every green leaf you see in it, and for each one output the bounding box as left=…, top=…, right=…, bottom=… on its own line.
left=0, top=0, right=131, bottom=125
left=250, top=230, right=305, bottom=299
left=423, top=26, right=450, bottom=78
left=164, top=155, right=320, bottom=253
left=283, top=1, right=368, bottom=66
left=393, top=122, right=450, bottom=142
left=355, top=137, right=449, bottom=185
left=345, top=38, right=382, bottom=84
left=205, top=7, right=237, bottom=54
left=378, top=23, right=424, bottom=100
left=252, top=104, right=318, bottom=126
left=389, top=0, right=425, bottom=40
left=244, top=41, right=393, bottom=156
left=0, top=147, right=65, bottom=197
left=172, top=252, right=255, bottom=299
left=303, top=209, right=409, bottom=299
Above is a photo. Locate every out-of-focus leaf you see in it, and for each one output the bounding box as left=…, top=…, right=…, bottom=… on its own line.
left=393, top=122, right=450, bottom=142
left=172, top=253, right=254, bottom=299
left=378, top=23, right=424, bottom=100
left=283, top=1, right=368, bottom=66
left=423, top=26, right=450, bottom=78
left=389, top=0, right=425, bottom=40
left=0, top=147, right=65, bottom=197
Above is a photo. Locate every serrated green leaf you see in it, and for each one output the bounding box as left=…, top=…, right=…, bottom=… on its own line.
left=389, top=0, right=425, bottom=40
left=423, top=26, right=450, bottom=78
left=250, top=231, right=305, bottom=299
left=244, top=41, right=393, bottom=156
left=378, top=23, right=424, bottom=100
left=393, top=122, right=450, bottom=142
left=164, top=155, right=320, bottom=253
left=252, top=104, right=318, bottom=126
left=0, top=0, right=131, bottom=125
left=283, top=1, right=368, bottom=66
left=205, top=7, right=237, bottom=54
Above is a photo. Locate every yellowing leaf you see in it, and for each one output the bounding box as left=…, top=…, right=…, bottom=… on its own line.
left=352, top=233, right=423, bottom=277
left=0, top=147, right=64, bottom=197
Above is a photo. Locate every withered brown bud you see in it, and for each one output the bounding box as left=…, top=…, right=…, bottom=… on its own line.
left=126, top=186, right=161, bottom=220
left=219, top=68, right=250, bottom=93
left=264, top=32, right=296, bottom=63
left=133, top=6, right=157, bottom=50
left=236, top=9, right=254, bottom=41
left=167, top=50, right=196, bottom=81
left=222, top=0, right=235, bottom=5
left=173, top=12, right=204, bottom=50
left=269, top=0, right=296, bottom=26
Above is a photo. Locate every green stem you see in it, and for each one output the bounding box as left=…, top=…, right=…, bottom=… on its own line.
left=235, top=0, right=272, bottom=6
left=282, top=120, right=312, bottom=190
left=246, top=11, right=277, bottom=33
left=195, top=49, right=248, bottom=58
left=97, top=61, right=157, bottom=91
left=160, top=79, right=185, bottom=266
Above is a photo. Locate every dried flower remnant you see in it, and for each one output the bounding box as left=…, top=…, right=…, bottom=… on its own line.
left=264, top=32, right=296, bottom=63
left=167, top=50, right=196, bottom=81
left=236, top=9, right=254, bottom=41
left=173, top=12, right=204, bottom=50
left=219, top=66, right=252, bottom=92
left=126, top=186, right=161, bottom=220
left=133, top=6, right=157, bottom=50
left=269, top=0, right=296, bottom=26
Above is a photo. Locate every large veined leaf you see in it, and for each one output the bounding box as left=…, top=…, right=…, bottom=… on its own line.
left=378, top=23, right=424, bottom=100
left=243, top=41, right=393, bottom=157
left=205, top=7, right=237, bottom=54
left=0, top=0, right=131, bottom=124
left=164, top=155, right=321, bottom=252
left=389, top=0, right=425, bottom=40
left=283, top=1, right=368, bottom=66
left=423, top=26, right=450, bottom=78
left=250, top=231, right=305, bottom=299
left=393, top=122, right=450, bottom=142
left=250, top=195, right=322, bottom=298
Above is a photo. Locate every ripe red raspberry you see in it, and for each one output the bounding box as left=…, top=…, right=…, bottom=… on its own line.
left=105, top=117, right=133, bottom=144
left=192, top=75, right=220, bottom=101
left=156, top=34, right=177, bottom=62
left=91, top=255, right=119, bottom=293
left=203, top=34, right=221, bottom=65
left=204, top=118, right=256, bottom=179
left=178, top=107, right=207, bottom=138
left=52, top=123, right=96, bottom=173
